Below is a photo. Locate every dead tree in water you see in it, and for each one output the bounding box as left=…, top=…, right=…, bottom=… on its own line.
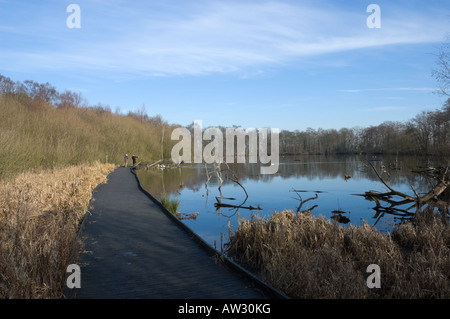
left=204, top=163, right=258, bottom=213
left=358, top=161, right=449, bottom=222
left=290, top=189, right=319, bottom=213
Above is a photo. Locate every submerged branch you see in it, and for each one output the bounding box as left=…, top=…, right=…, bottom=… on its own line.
left=214, top=197, right=261, bottom=211
left=358, top=161, right=449, bottom=219
left=290, top=189, right=319, bottom=213
left=207, top=163, right=258, bottom=214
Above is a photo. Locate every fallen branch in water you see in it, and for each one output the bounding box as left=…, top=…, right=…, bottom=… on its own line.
left=218, top=162, right=249, bottom=201
left=145, top=160, right=162, bottom=170
left=214, top=196, right=261, bottom=211
left=356, top=161, right=449, bottom=219
left=203, top=163, right=261, bottom=215
left=290, top=189, right=319, bottom=213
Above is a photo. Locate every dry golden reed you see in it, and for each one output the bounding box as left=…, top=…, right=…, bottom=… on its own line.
left=226, top=209, right=450, bottom=299
left=0, top=162, right=115, bottom=298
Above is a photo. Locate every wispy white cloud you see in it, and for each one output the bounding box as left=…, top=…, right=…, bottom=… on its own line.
left=1, top=0, right=448, bottom=77
left=362, top=106, right=407, bottom=112
left=338, top=87, right=437, bottom=93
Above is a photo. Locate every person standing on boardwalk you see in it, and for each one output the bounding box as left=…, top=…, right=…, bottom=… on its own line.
left=132, top=154, right=138, bottom=167
left=124, top=154, right=129, bottom=167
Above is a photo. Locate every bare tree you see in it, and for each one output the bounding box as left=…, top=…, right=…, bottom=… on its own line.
left=56, top=90, right=84, bottom=108
left=23, top=80, right=58, bottom=105
left=0, top=74, right=16, bottom=95
left=432, top=41, right=450, bottom=96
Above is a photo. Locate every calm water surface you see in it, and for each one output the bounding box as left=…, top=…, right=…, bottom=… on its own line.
left=137, top=155, right=438, bottom=250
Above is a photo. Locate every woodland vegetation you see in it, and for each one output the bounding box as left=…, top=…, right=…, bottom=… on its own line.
left=0, top=74, right=178, bottom=180
left=278, top=101, right=450, bottom=156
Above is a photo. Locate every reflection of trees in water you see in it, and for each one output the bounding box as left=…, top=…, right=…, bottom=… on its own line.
left=140, top=155, right=435, bottom=191
left=136, top=155, right=447, bottom=224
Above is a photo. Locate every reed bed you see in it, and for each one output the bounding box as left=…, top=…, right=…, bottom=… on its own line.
left=226, top=209, right=450, bottom=299
left=0, top=162, right=115, bottom=298
left=161, top=195, right=180, bottom=216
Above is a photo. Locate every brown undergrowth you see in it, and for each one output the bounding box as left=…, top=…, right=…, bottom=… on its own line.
left=0, top=162, right=115, bottom=298
left=226, top=208, right=450, bottom=299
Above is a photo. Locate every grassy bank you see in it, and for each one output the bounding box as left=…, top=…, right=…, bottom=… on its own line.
left=0, top=162, right=115, bottom=298
left=0, top=93, right=176, bottom=181
left=226, top=208, right=450, bottom=298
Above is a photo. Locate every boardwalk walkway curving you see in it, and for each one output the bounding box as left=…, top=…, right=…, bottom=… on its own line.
left=67, top=167, right=281, bottom=299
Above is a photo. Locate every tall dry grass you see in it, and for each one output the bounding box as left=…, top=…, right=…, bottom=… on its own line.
left=0, top=162, right=115, bottom=298
left=226, top=209, right=450, bottom=299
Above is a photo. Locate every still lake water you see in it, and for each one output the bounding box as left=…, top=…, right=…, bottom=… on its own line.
left=137, top=155, right=438, bottom=250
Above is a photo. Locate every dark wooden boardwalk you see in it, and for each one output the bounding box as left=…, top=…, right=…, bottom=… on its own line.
left=67, top=167, right=281, bottom=299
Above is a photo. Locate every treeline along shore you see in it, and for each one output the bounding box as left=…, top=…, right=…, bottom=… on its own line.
left=187, top=101, right=450, bottom=157
left=278, top=100, right=450, bottom=156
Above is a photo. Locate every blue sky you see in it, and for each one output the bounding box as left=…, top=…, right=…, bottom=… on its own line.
left=1, top=0, right=449, bottom=131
